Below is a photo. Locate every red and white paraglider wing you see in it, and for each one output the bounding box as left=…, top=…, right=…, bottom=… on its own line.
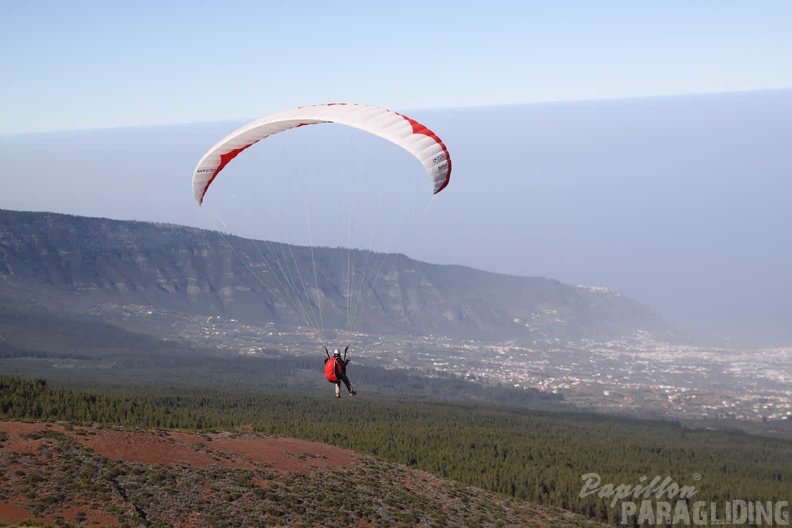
left=192, top=103, right=451, bottom=204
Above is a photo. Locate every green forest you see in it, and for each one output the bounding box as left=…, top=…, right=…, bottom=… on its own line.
left=1, top=374, right=790, bottom=525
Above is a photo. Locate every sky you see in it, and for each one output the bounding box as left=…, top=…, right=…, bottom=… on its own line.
left=2, top=1, right=791, bottom=343
left=2, top=1, right=792, bottom=134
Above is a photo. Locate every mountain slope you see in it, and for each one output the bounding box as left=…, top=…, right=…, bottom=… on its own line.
left=0, top=208, right=671, bottom=340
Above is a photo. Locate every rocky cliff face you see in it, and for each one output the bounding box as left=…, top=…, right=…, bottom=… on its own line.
left=0, top=209, right=670, bottom=340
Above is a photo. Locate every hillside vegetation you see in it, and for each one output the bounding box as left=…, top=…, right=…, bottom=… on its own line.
left=1, top=375, right=790, bottom=526
left=1, top=420, right=600, bottom=528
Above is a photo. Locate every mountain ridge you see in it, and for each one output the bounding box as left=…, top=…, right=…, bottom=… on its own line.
left=0, top=208, right=672, bottom=341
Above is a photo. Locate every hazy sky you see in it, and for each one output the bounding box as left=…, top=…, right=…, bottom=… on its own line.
left=3, top=91, right=791, bottom=343
left=2, top=2, right=791, bottom=344
left=2, top=1, right=791, bottom=134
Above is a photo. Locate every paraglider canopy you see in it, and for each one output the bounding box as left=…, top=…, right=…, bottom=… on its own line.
left=190, top=103, right=452, bottom=343
left=192, top=103, right=452, bottom=204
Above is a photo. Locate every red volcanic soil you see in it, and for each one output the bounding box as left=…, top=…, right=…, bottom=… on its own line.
left=79, top=427, right=356, bottom=473
left=0, top=501, right=30, bottom=525
left=0, top=421, right=354, bottom=473
left=0, top=420, right=576, bottom=528
left=0, top=420, right=358, bottom=526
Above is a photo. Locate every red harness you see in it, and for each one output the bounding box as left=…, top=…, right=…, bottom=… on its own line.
left=324, top=357, right=344, bottom=383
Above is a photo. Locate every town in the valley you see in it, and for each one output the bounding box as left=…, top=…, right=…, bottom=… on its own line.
left=96, top=303, right=792, bottom=425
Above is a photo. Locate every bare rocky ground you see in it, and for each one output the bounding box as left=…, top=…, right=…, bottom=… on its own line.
left=0, top=421, right=603, bottom=528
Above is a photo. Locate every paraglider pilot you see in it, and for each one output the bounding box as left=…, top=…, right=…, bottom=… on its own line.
left=324, top=345, right=357, bottom=398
